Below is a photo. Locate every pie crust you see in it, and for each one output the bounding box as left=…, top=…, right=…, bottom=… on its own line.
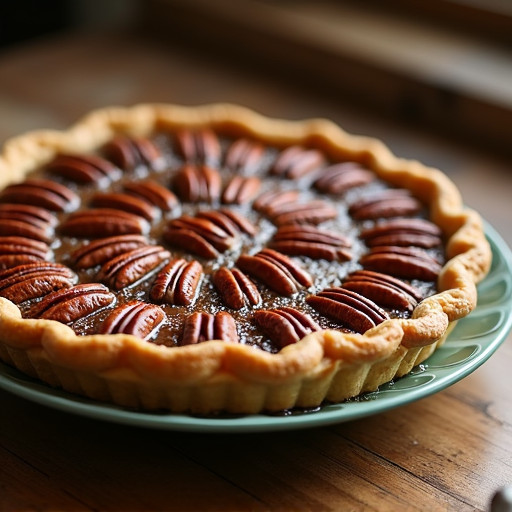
left=0, top=103, right=491, bottom=414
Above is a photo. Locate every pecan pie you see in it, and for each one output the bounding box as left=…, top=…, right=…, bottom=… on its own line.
left=0, top=104, right=491, bottom=414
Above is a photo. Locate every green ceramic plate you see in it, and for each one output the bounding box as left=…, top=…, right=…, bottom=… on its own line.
left=1, top=223, right=511, bottom=433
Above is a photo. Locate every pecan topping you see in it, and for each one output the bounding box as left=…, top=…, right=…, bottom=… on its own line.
left=266, top=199, right=337, bottom=226
left=360, top=246, right=443, bottom=281
left=236, top=248, right=312, bottom=296
left=343, top=270, right=422, bottom=312
left=164, top=215, right=236, bottom=258
left=123, top=180, right=179, bottom=212
left=360, top=218, right=443, bottom=249
left=0, top=178, right=80, bottom=212
left=269, top=224, right=352, bottom=261
left=71, top=234, right=148, bottom=269
left=348, top=189, right=423, bottom=220
left=149, top=258, right=203, bottom=306
left=253, top=189, right=300, bottom=214
left=0, top=236, right=50, bottom=269
left=270, top=146, right=325, bottom=179
left=224, top=138, right=265, bottom=174
left=0, top=262, right=76, bottom=304
left=175, top=129, right=221, bottom=166
left=103, top=135, right=162, bottom=170
left=0, top=203, right=56, bottom=242
left=99, top=300, right=165, bottom=340
left=90, top=192, right=158, bottom=221
left=59, top=208, right=150, bottom=238
left=254, top=307, right=321, bottom=348
left=181, top=311, right=239, bottom=345
left=212, top=267, right=261, bottom=309
left=197, top=208, right=256, bottom=236
left=222, top=176, right=261, bottom=205
left=46, top=153, right=120, bottom=184
left=173, top=164, right=222, bottom=203
left=25, top=283, right=115, bottom=324
left=307, top=287, right=389, bottom=334
left=97, top=245, right=170, bottom=290
left=313, top=162, right=375, bottom=194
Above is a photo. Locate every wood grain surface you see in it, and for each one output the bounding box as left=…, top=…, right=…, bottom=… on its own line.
left=0, top=29, right=511, bottom=512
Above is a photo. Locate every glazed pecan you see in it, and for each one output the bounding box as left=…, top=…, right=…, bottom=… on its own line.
left=236, top=248, right=312, bottom=296
left=0, top=262, right=76, bottom=304
left=196, top=208, right=256, bottom=237
left=360, top=218, right=443, bottom=249
left=0, top=204, right=56, bottom=242
left=252, top=189, right=300, bottom=215
left=266, top=199, right=338, bottom=226
left=181, top=311, right=239, bottom=345
left=269, top=224, right=352, bottom=261
left=71, top=234, right=148, bottom=269
left=0, top=236, right=50, bottom=269
left=46, top=153, right=120, bottom=184
left=270, top=146, right=325, bottom=179
left=222, top=176, right=261, bottom=205
left=149, top=258, right=203, bottom=306
left=97, top=245, right=170, bottom=290
left=99, top=300, right=165, bottom=340
left=25, top=283, right=115, bottom=324
left=123, top=180, right=179, bottom=212
left=89, top=192, right=158, bottom=221
left=348, top=189, right=423, bottom=220
left=224, top=138, right=265, bottom=174
left=253, top=307, right=321, bottom=348
left=164, top=215, right=236, bottom=258
left=212, top=266, right=261, bottom=309
left=175, top=129, right=221, bottom=165
left=59, top=208, right=150, bottom=238
left=343, top=269, right=422, bottom=312
left=307, top=287, right=389, bottom=334
left=359, top=246, right=443, bottom=281
left=103, top=135, right=162, bottom=170
left=0, top=178, right=80, bottom=212
left=313, top=162, right=375, bottom=194
left=173, top=164, right=222, bottom=203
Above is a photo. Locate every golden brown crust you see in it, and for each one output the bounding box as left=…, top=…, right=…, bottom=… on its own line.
left=0, top=103, right=492, bottom=413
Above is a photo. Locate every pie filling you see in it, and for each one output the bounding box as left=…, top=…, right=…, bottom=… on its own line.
left=0, top=129, right=445, bottom=353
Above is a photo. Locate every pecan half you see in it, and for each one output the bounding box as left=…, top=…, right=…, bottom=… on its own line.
left=222, top=176, right=261, bottom=205
left=343, top=270, right=422, bottom=312
left=360, top=246, right=443, bottom=281
left=123, top=180, right=179, bottom=212
left=59, top=208, right=150, bottom=238
left=252, top=189, right=300, bottom=215
left=270, top=146, right=325, bottom=179
left=254, top=307, right=321, bottom=348
left=89, top=192, right=158, bottom=221
left=269, top=224, right=352, bottom=261
left=0, top=236, right=50, bottom=269
left=0, top=178, right=80, bottom=212
left=149, top=258, right=203, bottom=306
left=0, top=262, right=76, bottom=304
left=175, top=129, right=221, bottom=166
left=103, top=135, right=162, bottom=170
left=46, top=153, right=120, bottom=184
left=99, top=300, right=165, bottom=340
left=164, top=215, right=236, bottom=258
left=25, top=283, right=116, bottom=324
left=212, top=266, right=261, bottom=309
left=224, top=138, right=265, bottom=174
left=307, top=287, right=389, bottom=334
left=196, top=208, right=256, bottom=237
left=348, top=189, right=423, bottom=220
left=236, top=248, right=312, bottom=296
left=313, top=162, right=375, bottom=194
left=97, top=245, right=170, bottom=290
left=267, top=200, right=338, bottom=226
left=173, top=164, right=222, bottom=203
left=0, top=204, right=56, bottom=242
left=360, top=218, right=443, bottom=249
left=71, top=234, right=148, bottom=269
left=180, top=311, right=238, bottom=345
left=0, top=203, right=57, bottom=226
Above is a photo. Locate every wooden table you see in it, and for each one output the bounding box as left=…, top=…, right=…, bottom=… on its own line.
left=0, top=30, right=511, bottom=511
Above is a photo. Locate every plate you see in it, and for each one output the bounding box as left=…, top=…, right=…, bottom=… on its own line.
left=1, top=223, right=511, bottom=433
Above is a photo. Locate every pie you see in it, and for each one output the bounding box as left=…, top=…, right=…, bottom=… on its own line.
left=0, top=103, right=491, bottom=414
